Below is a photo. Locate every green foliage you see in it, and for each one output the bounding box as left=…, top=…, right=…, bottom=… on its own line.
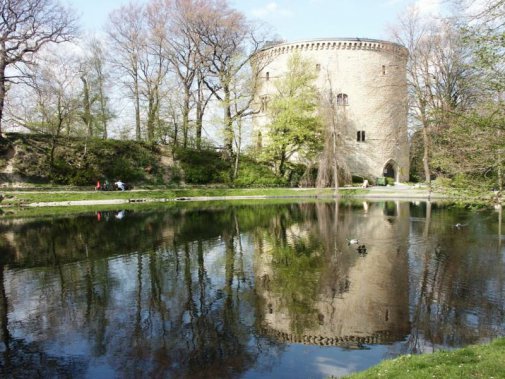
left=429, top=108, right=505, bottom=190
left=262, top=52, right=323, bottom=177
left=233, top=157, right=287, bottom=187
left=2, top=133, right=167, bottom=185
left=174, top=147, right=230, bottom=184
left=265, top=221, right=325, bottom=334
left=409, top=130, right=424, bottom=183
left=347, top=337, right=505, bottom=379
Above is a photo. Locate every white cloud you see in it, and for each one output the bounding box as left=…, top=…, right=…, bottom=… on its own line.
left=251, top=2, right=294, bottom=18
left=414, top=0, right=442, bottom=16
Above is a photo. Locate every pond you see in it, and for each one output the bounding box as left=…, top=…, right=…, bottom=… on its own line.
left=0, top=200, right=504, bottom=378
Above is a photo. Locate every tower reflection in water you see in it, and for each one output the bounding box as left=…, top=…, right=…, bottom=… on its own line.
left=254, top=201, right=410, bottom=348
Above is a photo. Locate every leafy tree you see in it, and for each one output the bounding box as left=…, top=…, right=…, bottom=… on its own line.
left=262, top=52, right=323, bottom=178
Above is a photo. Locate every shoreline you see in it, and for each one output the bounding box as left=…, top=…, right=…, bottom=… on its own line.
left=0, top=185, right=470, bottom=208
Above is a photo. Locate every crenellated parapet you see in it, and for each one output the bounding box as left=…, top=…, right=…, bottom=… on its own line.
left=260, top=38, right=408, bottom=59
left=260, top=326, right=395, bottom=347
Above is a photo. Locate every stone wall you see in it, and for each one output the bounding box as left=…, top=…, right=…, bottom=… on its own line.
left=253, top=38, right=409, bottom=182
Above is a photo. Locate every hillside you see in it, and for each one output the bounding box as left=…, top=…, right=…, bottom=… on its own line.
left=0, top=133, right=176, bottom=187
left=0, top=133, right=284, bottom=188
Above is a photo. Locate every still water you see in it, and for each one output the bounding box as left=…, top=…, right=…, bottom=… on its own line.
left=0, top=200, right=504, bottom=378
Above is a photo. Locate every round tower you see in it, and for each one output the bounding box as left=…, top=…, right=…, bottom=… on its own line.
left=253, top=38, right=409, bottom=183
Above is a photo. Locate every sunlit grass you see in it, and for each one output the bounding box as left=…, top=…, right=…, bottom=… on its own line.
left=0, top=187, right=351, bottom=207
left=345, top=338, right=505, bottom=379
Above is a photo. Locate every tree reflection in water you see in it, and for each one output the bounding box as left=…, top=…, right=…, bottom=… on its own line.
left=0, top=201, right=504, bottom=377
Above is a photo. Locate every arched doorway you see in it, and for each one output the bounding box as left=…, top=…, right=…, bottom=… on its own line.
left=383, top=160, right=398, bottom=183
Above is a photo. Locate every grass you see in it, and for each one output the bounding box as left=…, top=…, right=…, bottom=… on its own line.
left=345, top=338, right=505, bottom=379
left=0, top=187, right=353, bottom=207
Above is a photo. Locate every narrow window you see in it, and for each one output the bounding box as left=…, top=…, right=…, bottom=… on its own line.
left=260, top=96, right=269, bottom=112
left=382, top=65, right=386, bottom=75
left=266, top=71, right=270, bottom=81
left=256, top=131, right=262, bottom=150
left=337, top=93, right=348, bottom=106
left=357, top=130, right=366, bottom=142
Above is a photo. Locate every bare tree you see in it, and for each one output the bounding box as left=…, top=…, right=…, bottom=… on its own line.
left=85, top=37, right=113, bottom=139
left=107, top=2, right=146, bottom=141
left=77, top=36, right=114, bottom=147
left=158, top=0, right=201, bottom=148
left=317, top=73, right=352, bottom=190
left=390, top=7, right=477, bottom=186
left=0, top=0, right=77, bottom=137
left=189, top=0, right=269, bottom=160
left=12, top=52, right=81, bottom=170
left=390, top=8, right=434, bottom=187
left=143, top=0, right=171, bottom=142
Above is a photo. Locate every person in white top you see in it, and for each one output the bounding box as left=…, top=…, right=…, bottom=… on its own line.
left=115, top=180, right=125, bottom=191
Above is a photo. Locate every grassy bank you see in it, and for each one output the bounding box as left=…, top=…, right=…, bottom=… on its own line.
left=345, top=338, right=505, bottom=379
left=0, top=184, right=471, bottom=209
left=0, top=187, right=347, bottom=206
left=0, top=188, right=360, bottom=208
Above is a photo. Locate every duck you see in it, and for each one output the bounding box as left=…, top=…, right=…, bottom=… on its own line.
left=357, top=245, right=367, bottom=255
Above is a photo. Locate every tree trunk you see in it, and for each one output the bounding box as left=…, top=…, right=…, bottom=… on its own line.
left=278, top=147, right=287, bottom=178
left=233, top=122, right=241, bottom=180
left=146, top=90, right=156, bottom=142
left=98, top=77, right=108, bottom=139
left=81, top=76, right=93, bottom=137
left=196, top=79, right=203, bottom=150
left=421, top=110, right=431, bottom=188
left=182, top=87, right=190, bottom=148
left=223, top=84, right=233, bottom=160
left=331, top=115, right=339, bottom=192
left=0, top=61, right=7, bottom=138
left=498, top=130, right=503, bottom=192
left=173, top=121, right=178, bottom=147
left=134, top=72, right=141, bottom=141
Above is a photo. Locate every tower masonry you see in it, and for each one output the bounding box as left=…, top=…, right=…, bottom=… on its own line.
left=253, top=38, right=409, bottom=183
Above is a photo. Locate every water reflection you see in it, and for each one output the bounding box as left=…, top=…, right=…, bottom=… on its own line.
left=255, top=201, right=410, bottom=347
left=0, top=200, right=504, bottom=378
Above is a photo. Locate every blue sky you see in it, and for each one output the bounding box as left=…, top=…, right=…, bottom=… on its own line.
left=70, top=0, right=444, bottom=41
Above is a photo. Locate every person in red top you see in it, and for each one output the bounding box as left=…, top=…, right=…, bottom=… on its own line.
left=95, top=180, right=101, bottom=191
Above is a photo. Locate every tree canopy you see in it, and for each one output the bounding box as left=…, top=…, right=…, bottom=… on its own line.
left=262, top=52, right=323, bottom=178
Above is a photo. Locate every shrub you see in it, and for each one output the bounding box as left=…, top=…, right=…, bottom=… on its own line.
left=234, top=158, right=286, bottom=187
left=174, top=147, right=230, bottom=184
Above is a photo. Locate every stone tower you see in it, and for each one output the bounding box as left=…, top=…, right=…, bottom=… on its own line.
left=253, top=38, right=409, bottom=183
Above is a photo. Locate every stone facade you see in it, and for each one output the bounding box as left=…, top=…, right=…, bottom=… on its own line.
left=253, top=38, right=409, bottom=182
